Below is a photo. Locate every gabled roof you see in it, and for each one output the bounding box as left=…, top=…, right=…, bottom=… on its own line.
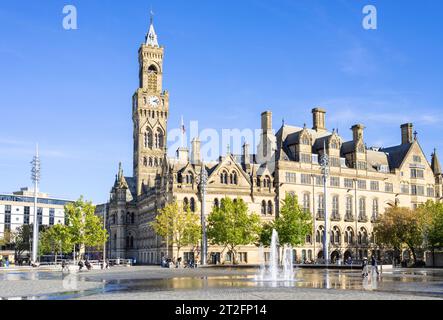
left=381, top=143, right=413, bottom=170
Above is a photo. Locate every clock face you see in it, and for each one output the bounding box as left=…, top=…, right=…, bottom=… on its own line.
left=148, top=96, right=160, bottom=107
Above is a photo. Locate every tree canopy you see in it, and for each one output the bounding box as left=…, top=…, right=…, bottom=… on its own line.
left=39, top=223, right=73, bottom=256
left=207, top=197, right=261, bottom=264
left=64, top=197, right=108, bottom=257
left=374, top=206, right=424, bottom=263
left=419, top=201, right=443, bottom=250
left=151, top=201, right=201, bottom=258
left=259, top=194, right=312, bottom=248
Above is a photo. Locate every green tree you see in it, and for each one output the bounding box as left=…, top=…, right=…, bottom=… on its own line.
left=207, top=197, right=261, bottom=264
left=0, top=230, right=13, bottom=249
left=12, top=225, right=32, bottom=260
left=64, top=197, right=108, bottom=259
left=151, top=201, right=201, bottom=259
left=374, top=206, right=424, bottom=264
left=39, top=224, right=73, bottom=261
left=259, top=194, right=312, bottom=248
left=418, top=201, right=443, bottom=266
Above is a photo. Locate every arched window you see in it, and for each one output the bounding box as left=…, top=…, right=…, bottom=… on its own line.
left=257, top=178, right=261, bottom=187
left=148, top=65, right=158, bottom=73
left=145, top=129, right=153, bottom=148
left=220, top=171, right=228, bottom=184
left=361, top=228, right=368, bottom=244
left=186, top=172, right=194, bottom=184
left=317, top=194, right=325, bottom=218
left=149, top=157, right=153, bottom=167
left=267, top=201, right=273, bottom=215
left=346, top=196, right=353, bottom=219
left=332, top=226, right=341, bottom=244
left=330, top=141, right=339, bottom=149
left=306, top=234, right=312, bottom=244
left=131, top=212, right=135, bottom=224
left=332, top=195, right=339, bottom=218
left=230, top=173, right=234, bottom=184
left=190, top=198, right=196, bottom=212
left=232, top=172, right=238, bottom=185
left=214, top=198, right=219, bottom=208
left=155, top=128, right=164, bottom=149
left=154, top=158, right=158, bottom=166
left=261, top=201, right=266, bottom=215
left=143, top=157, right=148, bottom=167
left=372, top=198, right=379, bottom=221
left=346, top=227, right=354, bottom=244
left=316, top=230, right=321, bottom=243
left=265, top=176, right=271, bottom=188
left=359, top=197, right=366, bottom=220
left=183, top=198, right=189, bottom=211
left=148, top=65, right=158, bottom=91
left=303, top=193, right=310, bottom=213
left=302, top=136, right=310, bottom=145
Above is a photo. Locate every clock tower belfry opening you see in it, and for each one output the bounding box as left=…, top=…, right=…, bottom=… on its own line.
left=133, top=14, right=169, bottom=195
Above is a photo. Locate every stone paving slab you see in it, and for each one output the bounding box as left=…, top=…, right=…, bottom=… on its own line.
left=0, top=279, right=103, bottom=299
left=75, top=286, right=436, bottom=300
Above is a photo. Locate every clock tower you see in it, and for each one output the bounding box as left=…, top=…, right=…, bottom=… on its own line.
left=133, top=15, right=169, bottom=195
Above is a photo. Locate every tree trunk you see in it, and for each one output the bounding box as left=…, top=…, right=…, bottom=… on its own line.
left=79, top=243, right=85, bottom=260
left=410, top=246, right=417, bottom=265
left=432, top=247, right=435, bottom=268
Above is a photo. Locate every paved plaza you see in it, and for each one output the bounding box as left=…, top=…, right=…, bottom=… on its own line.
left=0, top=266, right=442, bottom=300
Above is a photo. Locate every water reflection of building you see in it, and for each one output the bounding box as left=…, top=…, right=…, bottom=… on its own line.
left=104, top=16, right=443, bottom=265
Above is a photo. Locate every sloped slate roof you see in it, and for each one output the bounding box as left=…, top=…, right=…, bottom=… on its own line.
left=381, top=143, right=413, bottom=169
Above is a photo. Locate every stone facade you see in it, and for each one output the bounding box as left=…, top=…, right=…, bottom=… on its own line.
left=106, top=19, right=443, bottom=265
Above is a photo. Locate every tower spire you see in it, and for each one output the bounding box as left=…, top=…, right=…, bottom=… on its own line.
left=146, top=9, right=159, bottom=47
left=431, top=149, right=442, bottom=176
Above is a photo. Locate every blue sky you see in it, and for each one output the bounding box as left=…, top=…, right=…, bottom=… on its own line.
left=0, top=0, right=442, bottom=204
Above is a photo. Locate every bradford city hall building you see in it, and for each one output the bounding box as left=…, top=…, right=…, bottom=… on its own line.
left=106, top=18, right=443, bottom=265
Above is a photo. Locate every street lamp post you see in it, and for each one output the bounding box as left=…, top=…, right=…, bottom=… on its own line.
left=31, top=144, right=41, bottom=264
left=320, top=142, right=330, bottom=265
left=199, top=164, right=208, bottom=266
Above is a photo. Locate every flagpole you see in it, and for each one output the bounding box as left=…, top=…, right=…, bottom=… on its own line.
left=181, top=116, right=185, bottom=148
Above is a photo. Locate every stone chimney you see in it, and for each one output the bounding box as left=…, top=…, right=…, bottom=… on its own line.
left=351, top=124, right=365, bottom=142
left=312, top=108, right=326, bottom=131
left=190, top=138, right=201, bottom=164
left=261, top=111, right=272, bottom=134
left=242, top=142, right=250, bottom=164
left=401, top=123, right=414, bottom=144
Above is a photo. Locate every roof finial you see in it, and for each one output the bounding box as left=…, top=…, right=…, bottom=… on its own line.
left=150, top=6, right=154, bottom=25
left=414, top=130, right=418, bottom=141
left=118, top=162, right=123, bottom=179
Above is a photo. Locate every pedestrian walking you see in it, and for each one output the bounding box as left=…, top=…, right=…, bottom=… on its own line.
left=361, top=257, right=369, bottom=278
left=371, top=256, right=380, bottom=276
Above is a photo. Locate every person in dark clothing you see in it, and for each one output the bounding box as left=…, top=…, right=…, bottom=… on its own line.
left=78, top=260, right=84, bottom=271
left=371, top=256, right=380, bottom=275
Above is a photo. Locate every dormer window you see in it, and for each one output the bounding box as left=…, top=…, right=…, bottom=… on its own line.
left=302, top=137, right=310, bottom=145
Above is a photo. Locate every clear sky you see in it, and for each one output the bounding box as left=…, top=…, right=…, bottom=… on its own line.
left=0, top=0, right=442, bottom=204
